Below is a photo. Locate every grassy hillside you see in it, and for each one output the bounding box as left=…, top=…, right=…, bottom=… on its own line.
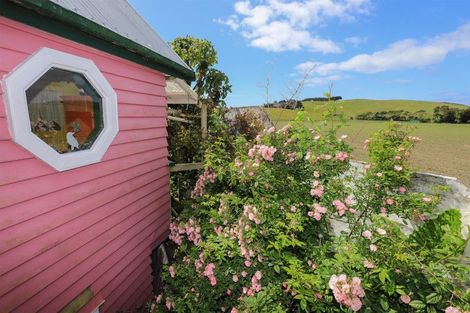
left=267, top=99, right=468, bottom=122
left=265, top=99, right=470, bottom=185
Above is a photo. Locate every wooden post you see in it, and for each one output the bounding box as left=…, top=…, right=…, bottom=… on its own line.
left=201, top=102, right=208, bottom=139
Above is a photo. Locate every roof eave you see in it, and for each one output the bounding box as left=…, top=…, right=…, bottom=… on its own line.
left=1, top=0, right=195, bottom=81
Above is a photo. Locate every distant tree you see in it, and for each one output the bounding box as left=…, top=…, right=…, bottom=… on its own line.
left=463, top=108, right=470, bottom=123
left=302, top=96, right=342, bottom=102
left=456, top=108, right=470, bottom=123
left=434, top=105, right=457, bottom=123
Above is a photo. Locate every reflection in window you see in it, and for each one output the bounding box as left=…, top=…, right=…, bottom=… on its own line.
left=25, top=68, right=103, bottom=153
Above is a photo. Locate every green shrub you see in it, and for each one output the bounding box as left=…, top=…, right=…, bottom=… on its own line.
left=152, top=116, right=469, bottom=312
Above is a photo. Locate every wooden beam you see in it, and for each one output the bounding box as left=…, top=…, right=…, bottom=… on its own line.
left=169, top=162, right=203, bottom=172
left=168, top=115, right=193, bottom=124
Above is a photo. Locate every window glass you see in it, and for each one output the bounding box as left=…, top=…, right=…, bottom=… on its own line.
left=25, top=67, right=104, bottom=153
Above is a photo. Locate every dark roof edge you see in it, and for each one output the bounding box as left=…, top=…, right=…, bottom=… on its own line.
left=1, top=0, right=195, bottom=81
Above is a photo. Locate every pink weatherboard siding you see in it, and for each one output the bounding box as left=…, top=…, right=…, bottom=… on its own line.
left=0, top=17, right=171, bottom=312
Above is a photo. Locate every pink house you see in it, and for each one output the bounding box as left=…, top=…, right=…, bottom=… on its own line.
left=0, top=0, right=194, bottom=312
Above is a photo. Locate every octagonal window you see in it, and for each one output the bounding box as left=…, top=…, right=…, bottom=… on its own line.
left=26, top=67, right=104, bottom=153
left=3, top=47, right=118, bottom=171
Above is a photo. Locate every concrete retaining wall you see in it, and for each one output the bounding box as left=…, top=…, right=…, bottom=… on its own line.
left=348, top=162, right=470, bottom=256
left=411, top=171, right=470, bottom=256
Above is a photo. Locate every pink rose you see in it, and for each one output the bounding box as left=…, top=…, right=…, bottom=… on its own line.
left=169, top=265, right=176, bottom=278
left=376, top=228, right=386, bottom=236
left=364, top=259, right=375, bottom=269
left=335, top=151, right=349, bottom=161
left=445, top=306, right=462, bottom=313
left=362, top=230, right=372, bottom=240
left=400, top=294, right=411, bottom=304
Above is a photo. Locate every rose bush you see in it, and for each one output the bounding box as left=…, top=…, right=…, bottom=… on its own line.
left=151, top=115, right=470, bottom=312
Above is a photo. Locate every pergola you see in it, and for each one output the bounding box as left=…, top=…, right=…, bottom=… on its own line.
left=165, top=76, right=205, bottom=172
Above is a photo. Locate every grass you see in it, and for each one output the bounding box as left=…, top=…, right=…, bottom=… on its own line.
left=268, top=99, right=467, bottom=121
left=266, top=100, right=470, bottom=186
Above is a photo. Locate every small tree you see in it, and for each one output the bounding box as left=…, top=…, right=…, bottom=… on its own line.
left=170, top=36, right=231, bottom=108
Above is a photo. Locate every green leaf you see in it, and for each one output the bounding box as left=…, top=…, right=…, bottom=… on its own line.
left=409, top=209, right=466, bottom=257
left=378, top=268, right=390, bottom=284
left=425, top=293, right=442, bottom=304
left=409, top=300, right=426, bottom=310
left=380, top=297, right=389, bottom=311
left=427, top=306, right=437, bottom=313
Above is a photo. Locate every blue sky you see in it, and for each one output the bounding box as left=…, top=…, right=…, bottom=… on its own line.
left=129, top=0, right=470, bottom=107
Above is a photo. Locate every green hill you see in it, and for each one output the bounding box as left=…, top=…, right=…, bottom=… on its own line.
left=267, top=99, right=468, bottom=122
left=265, top=99, right=470, bottom=186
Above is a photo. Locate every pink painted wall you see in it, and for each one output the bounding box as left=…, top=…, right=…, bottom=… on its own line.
left=0, top=17, right=170, bottom=312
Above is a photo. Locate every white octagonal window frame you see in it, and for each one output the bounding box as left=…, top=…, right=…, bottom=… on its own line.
left=2, top=47, right=118, bottom=171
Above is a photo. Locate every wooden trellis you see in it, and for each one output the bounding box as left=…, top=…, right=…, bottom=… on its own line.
left=165, top=76, right=205, bottom=172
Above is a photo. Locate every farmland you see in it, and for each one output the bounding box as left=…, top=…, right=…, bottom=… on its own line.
left=266, top=99, right=470, bottom=185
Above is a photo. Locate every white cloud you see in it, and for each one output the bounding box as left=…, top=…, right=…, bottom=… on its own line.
left=297, top=22, right=470, bottom=78
left=305, top=74, right=344, bottom=86
left=344, top=36, right=368, bottom=47
left=214, top=15, right=240, bottom=31
left=216, top=0, right=371, bottom=53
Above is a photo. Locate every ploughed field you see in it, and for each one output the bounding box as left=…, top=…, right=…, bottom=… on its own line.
left=266, top=99, right=470, bottom=185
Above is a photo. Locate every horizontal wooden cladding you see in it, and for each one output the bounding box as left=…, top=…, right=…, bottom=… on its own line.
left=0, top=18, right=166, bottom=86
left=113, top=128, right=168, bottom=146
left=0, top=48, right=166, bottom=98
left=19, top=197, right=169, bottom=313
left=0, top=193, right=170, bottom=312
left=101, top=232, right=170, bottom=313
left=118, top=104, right=167, bottom=118
left=0, top=137, right=168, bottom=186
left=0, top=97, right=6, bottom=117
left=0, top=167, right=169, bottom=266
left=0, top=148, right=168, bottom=209
left=0, top=129, right=168, bottom=164
left=25, top=202, right=168, bottom=313
left=0, top=118, right=11, bottom=140
left=106, top=261, right=152, bottom=313
left=0, top=115, right=168, bottom=140
left=117, top=90, right=166, bottom=107
left=0, top=151, right=168, bottom=230
left=119, top=117, right=167, bottom=130
left=0, top=17, right=171, bottom=312
left=104, top=74, right=165, bottom=97
left=0, top=184, right=168, bottom=292
left=53, top=228, right=159, bottom=313
left=130, top=285, right=153, bottom=313
left=0, top=141, right=32, bottom=163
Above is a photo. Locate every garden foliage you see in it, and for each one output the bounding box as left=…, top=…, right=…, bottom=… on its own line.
left=356, top=110, right=430, bottom=123
left=153, top=112, right=470, bottom=312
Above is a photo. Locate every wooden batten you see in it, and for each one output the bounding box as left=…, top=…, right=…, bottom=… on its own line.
left=169, top=162, right=203, bottom=172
